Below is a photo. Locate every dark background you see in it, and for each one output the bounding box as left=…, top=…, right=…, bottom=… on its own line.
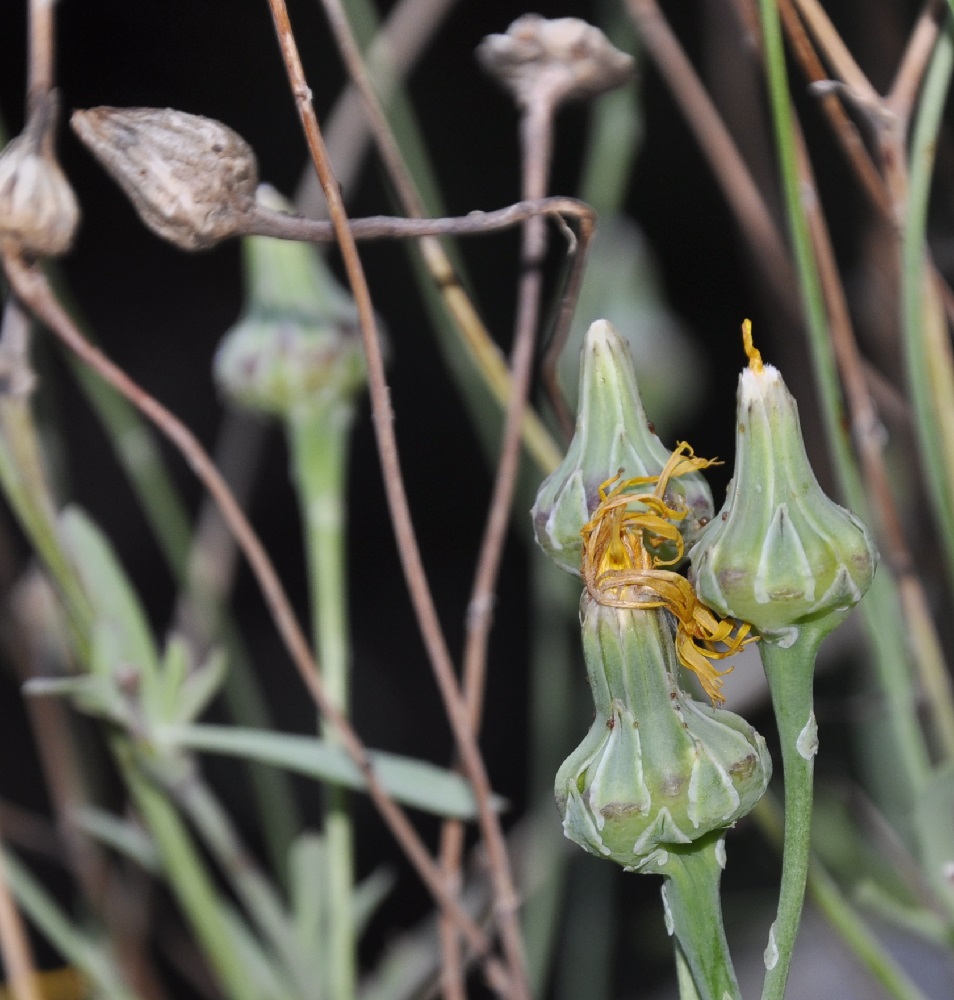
left=0, top=1, right=928, bottom=997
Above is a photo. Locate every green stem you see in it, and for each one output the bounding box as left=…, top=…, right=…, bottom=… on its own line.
left=121, top=750, right=259, bottom=1000
left=902, top=21, right=954, bottom=597
left=2, top=851, right=136, bottom=1000
left=755, top=795, right=934, bottom=1000
left=287, top=401, right=356, bottom=1000
left=756, top=0, right=931, bottom=825
left=662, top=834, right=741, bottom=1000
left=759, top=622, right=826, bottom=1000
left=172, top=766, right=307, bottom=997
left=0, top=397, right=92, bottom=649
left=674, top=943, right=704, bottom=1000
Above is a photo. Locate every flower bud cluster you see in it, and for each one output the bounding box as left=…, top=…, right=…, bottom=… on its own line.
left=535, top=319, right=771, bottom=871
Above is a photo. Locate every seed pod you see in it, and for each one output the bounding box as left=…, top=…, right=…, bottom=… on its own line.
left=214, top=186, right=366, bottom=417
left=71, top=106, right=258, bottom=250
left=0, top=92, right=79, bottom=257
left=555, top=597, right=771, bottom=871
left=690, top=331, right=877, bottom=637
left=532, top=319, right=713, bottom=575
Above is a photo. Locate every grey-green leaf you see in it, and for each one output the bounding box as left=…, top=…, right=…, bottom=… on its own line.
left=162, top=724, right=504, bottom=819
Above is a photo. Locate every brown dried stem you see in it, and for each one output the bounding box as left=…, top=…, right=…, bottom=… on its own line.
left=265, top=0, right=528, bottom=992
left=312, top=0, right=563, bottom=479
left=245, top=196, right=594, bottom=244
left=736, top=0, right=954, bottom=750
left=885, top=0, right=946, bottom=123
left=625, top=0, right=800, bottom=322
left=787, top=126, right=953, bottom=738
left=777, top=0, right=891, bottom=218
left=296, top=0, right=459, bottom=216
left=0, top=251, right=506, bottom=990
left=0, top=816, right=41, bottom=1000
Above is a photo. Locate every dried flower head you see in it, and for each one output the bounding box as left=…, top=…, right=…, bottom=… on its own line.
left=71, top=106, right=258, bottom=250
left=581, top=443, right=754, bottom=704
left=477, top=15, right=634, bottom=108
left=0, top=91, right=80, bottom=257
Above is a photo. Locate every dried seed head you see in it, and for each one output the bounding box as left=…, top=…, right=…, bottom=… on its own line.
left=0, top=91, right=80, bottom=257
left=71, top=106, right=258, bottom=251
left=477, top=15, right=634, bottom=108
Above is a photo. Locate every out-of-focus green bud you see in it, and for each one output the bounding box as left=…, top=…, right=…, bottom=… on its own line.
left=555, top=597, right=771, bottom=871
left=690, top=330, right=877, bottom=638
left=214, top=185, right=366, bottom=417
left=532, top=319, right=713, bottom=575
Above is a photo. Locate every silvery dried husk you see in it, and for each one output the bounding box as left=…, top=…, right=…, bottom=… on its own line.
left=72, top=106, right=258, bottom=251
left=0, top=92, right=79, bottom=257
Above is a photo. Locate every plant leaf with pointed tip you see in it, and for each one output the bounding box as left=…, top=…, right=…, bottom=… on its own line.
left=162, top=724, right=504, bottom=819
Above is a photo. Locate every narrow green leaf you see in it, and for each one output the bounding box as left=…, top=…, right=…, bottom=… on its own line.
left=58, top=507, right=160, bottom=681
left=72, top=806, right=160, bottom=872
left=162, top=724, right=504, bottom=819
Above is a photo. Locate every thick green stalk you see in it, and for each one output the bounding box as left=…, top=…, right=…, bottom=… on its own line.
left=287, top=401, right=356, bottom=1000
left=756, top=796, right=934, bottom=1000
left=759, top=623, right=825, bottom=1000
left=674, top=942, right=704, bottom=1000
left=663, top=835, right=741, bottom=1000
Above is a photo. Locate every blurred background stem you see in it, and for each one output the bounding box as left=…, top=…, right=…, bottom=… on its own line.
left=288, top=399, right=357, bottom=1000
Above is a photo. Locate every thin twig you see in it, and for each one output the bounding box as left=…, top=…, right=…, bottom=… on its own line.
left=885, top=0, right=946, bottom=124
left=264, top=1, right=525, bottom=992
left=776, top=0, right=891, bottom=218
left=0, top=252, right=506, bottom=989
left=439, top=61, right=581, bottom=996
left=296, top=0, right=460, bottom=216
left=739, top=0, right=954, bottom=762
left=788, top=0, right=881, bottom=106
left=246, top=196, right=594, bottom=244
left=789, top=125, right=954, bottom=754
left=310, top=0, right=565, bottom=480
left=624, top=0, right=800, bottom=323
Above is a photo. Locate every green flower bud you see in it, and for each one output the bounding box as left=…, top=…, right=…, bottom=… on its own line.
left=555, top=597, right=771, bottom=871
left=214, top=186, right=366, bottom=417
left=533, top=319, right=713, bottom=575
left=689, top=331, right=877, bottom=638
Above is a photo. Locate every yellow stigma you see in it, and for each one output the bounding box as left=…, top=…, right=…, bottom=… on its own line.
left=579, top=443, right=752, bottom=704
left=742, top=318, right=763, bottom=373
